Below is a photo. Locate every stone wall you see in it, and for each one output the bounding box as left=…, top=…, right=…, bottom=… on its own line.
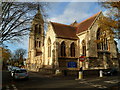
left=44, top=23, right=57, bottom=66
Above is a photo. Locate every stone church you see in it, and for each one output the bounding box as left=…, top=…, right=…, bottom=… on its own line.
left=26, top=9, right=118, bottom=72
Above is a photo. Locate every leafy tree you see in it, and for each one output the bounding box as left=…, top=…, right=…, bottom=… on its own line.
left=98, top=1, right=120, bottom=42
left=1, top=47, right=12, bottom=68
left=1, top=2, right=48, bottom=44
left=98, top=0, right=120, bottom=69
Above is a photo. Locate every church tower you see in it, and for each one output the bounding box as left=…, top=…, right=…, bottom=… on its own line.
left=28, top=6, right=44, bottom=71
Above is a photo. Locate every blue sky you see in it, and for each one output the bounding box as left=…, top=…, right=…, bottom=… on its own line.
left=6, top=2, right=119, bottom=57
left=47, top=2, right=103, bottom=24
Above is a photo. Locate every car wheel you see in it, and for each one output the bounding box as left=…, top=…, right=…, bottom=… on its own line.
left=13, top=75, right=16, bottom=80
left=26, top=77, right=29, bottom=80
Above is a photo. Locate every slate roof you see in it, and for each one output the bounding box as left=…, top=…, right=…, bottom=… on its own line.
left=51, top=22, right=78, bottom=39
left=76, top=12, right=101, bottom=34
left=50, top=12, right=101, bottom=39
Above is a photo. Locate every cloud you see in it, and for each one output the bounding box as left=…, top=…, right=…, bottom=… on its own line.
left=7, top=2, right=102, bottom=56
left=48, top=2, right=98, bottom=24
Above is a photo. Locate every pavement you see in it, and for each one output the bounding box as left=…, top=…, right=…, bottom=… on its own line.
left=28, top=70, right=103, bottom=80
left=28, top=71, right=120, bottom=89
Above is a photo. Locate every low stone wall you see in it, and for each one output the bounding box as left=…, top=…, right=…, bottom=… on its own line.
left=62, top=70, right=77, bottom=76
left=83, top=69, right=100, bottom=77
left=61, top=69, right=110, bottom=77
left=38, top=67, right=111, bottom=78
left=39, top=68, right=55, bottom=74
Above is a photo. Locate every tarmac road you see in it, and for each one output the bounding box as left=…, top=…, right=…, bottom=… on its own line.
left=2, top=70, right=120, bottom=90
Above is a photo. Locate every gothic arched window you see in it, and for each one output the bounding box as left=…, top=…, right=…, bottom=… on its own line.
left=97, top=28, right=108, bottom=51
left=35, top=40, right=40, bottom=48
left=97, top=28, right=101, bottom=50
left=82, top=40, right=86, bottom=56
left=70, top=42, right=75, bottom=57
left=97, top=28, right=100, bottom=40
left=38, top=25, right=41, bottom=34
left=39, top=41, right=41, bottom=47
left=61, top=41, right=66, bottom=57
left=35, top=24, right=38, bottom=34
left=48, top=38, right=51, bottom=57
left=35, top=24, right=41, bottom=34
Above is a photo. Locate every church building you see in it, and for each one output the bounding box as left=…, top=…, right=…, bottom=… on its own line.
left=26, top=8, right=118, bottom=72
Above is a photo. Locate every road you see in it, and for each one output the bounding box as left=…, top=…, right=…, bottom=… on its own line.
left=2, top=70, right=120, bottom=90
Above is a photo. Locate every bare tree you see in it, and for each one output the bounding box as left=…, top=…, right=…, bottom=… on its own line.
left=1, top=2, right=48, bottom=44
left=13, top=48, right=26, bottom=66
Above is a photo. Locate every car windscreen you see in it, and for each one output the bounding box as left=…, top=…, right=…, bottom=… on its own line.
left=15, top=70, right=27, bottom=73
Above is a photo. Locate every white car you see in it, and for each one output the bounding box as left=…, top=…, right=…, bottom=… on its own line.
left=10, top=66, right=20, bottom=76
left=12, top=69, right=29, bottom=80
left=11, top=66, right=20, bottom=70
left=8, top=66, right=20, bottom=72
left=7, top=65, right=13, bottom=72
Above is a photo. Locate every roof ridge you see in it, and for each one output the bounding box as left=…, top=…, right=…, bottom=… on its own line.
left=76, top=11, right=101, bottom=27
left=88, top=11, right=102, bottom=29
left=50, top=21, right=75, bottom=28
left=76, top=11, right=102, bottom=34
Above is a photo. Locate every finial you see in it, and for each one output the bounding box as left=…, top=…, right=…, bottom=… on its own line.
left=74, top=20, right=77, bottom=23
left=37, top=4, right=40, bottom=13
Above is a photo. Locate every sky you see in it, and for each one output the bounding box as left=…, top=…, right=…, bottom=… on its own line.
left=5, top=2, right=119, bottom=57
left=47, top=2, right=102, bottom=24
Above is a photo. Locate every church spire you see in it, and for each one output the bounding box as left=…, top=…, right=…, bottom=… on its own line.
left=37, top=4, right=40, bottom=13
left=32, top=4, right=44, bottom=24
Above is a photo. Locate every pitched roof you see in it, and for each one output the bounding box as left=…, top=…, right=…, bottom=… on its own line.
left=76, top=11, right=101, bottom=34
left=51, top=22, right=78, bottom=39
left=50, top=12, right=101, bottom=39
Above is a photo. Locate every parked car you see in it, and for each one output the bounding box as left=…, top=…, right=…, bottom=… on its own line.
left=11, top=66, right=20, bottom=71
left=8, top=66, right=20, bottom=72
left=103, top=68, right=118, bottom=76
left=10, top=66, right=20, bottom=76
left=7, top=65, right=13, bottom=72
left=12, top=69, right=29, bottom=80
